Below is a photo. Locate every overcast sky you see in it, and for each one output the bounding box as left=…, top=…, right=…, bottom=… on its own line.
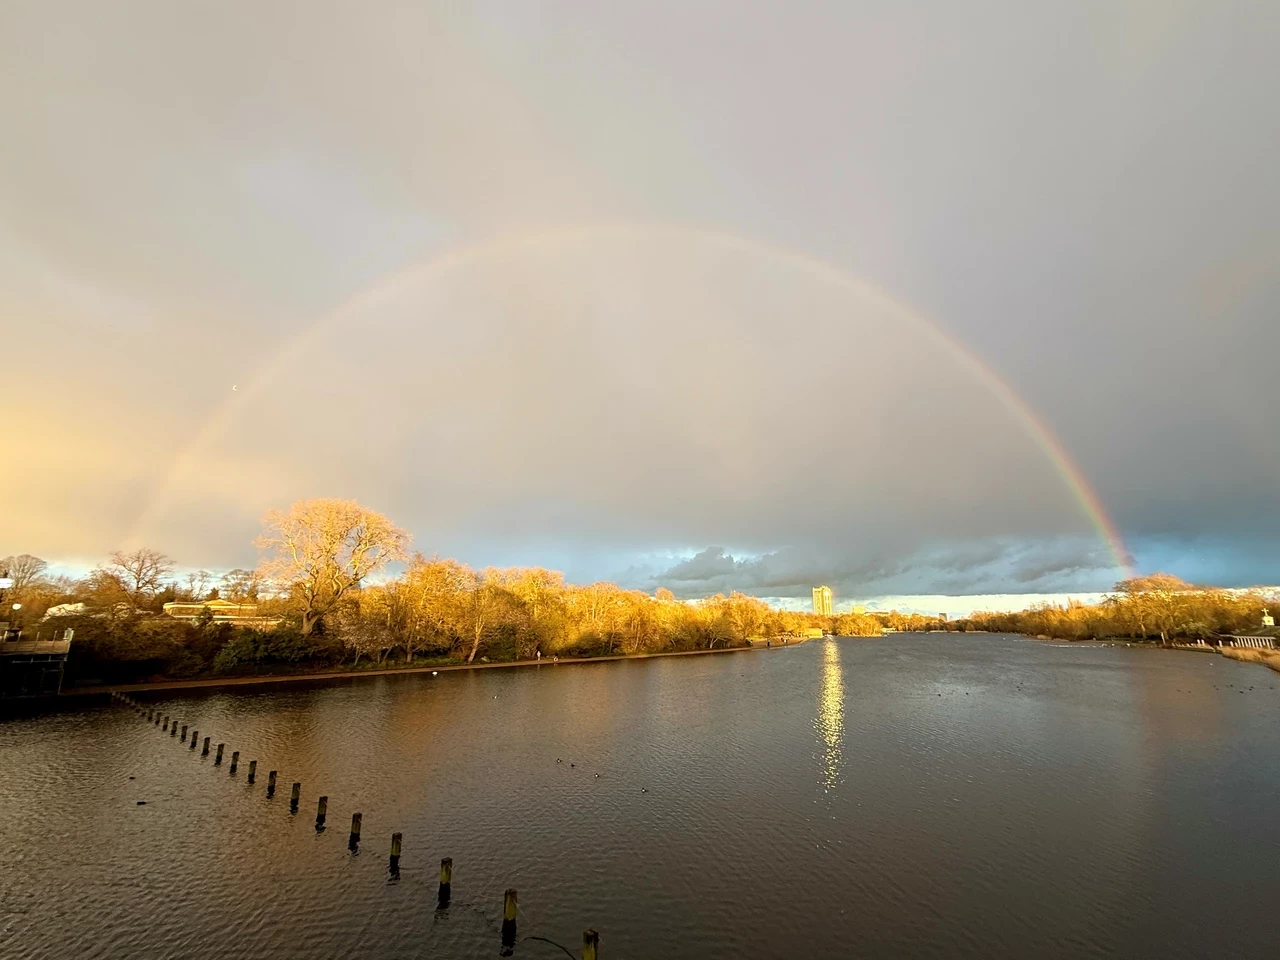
left=2, top=1, right=1277, bottom=605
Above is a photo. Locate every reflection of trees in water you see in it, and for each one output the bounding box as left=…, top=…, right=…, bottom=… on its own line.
left=815, top=639, right=844, bottom=791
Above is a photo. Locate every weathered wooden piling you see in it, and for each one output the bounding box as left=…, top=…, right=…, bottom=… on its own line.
left=289, top=782, right=300, bottom=812
left=154, top=713, right=160, bottom=726
left=190, top=729, right=198, bottom=748
left=348, top=812, right=362, bottom=850
left=501, top=889, right=518, bottom=953
left=170, top=720, right=177, bottom=737
left=201, top=736, right=210, bottom=757
left=389, top=832, right=402, bottom=873
left=162, top=716, right=168, bottom=731
left=247, top=760, right=257, bottom=784
left=229, top=751, right=239, bottom=775
left=315, top=796, right=327, bottom=830
left=266, top=770, right=277, bottom=798
left=437, top=857, right=452, bottom=908
left=582, top=929, right=599, bottom=960
left=214, top=743, right=224, bottom=766
left=180, top=724, right=187, bottom=740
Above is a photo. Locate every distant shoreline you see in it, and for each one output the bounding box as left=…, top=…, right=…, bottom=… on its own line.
left=62, top=636, right=811, bottom=697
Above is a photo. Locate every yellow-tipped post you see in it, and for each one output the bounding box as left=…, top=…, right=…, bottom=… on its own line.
left=437, top=857, right=453, bottom=908
left=349, top=813, right=362, bottom=851
left=389, top=832, right=402, bottom=873
left=582, top=929, right=599, bottom=960
left=501, top=889, right=518, bottom=954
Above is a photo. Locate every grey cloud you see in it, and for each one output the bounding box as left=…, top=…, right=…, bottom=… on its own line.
left=1, top=2, right=1277, bottom=594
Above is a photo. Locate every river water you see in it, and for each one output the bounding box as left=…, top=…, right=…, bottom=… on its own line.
left=2, top=635, right=1278, bottom=959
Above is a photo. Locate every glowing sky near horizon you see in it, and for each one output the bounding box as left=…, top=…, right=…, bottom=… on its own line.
left=1, top=1, right=1278, bottom=600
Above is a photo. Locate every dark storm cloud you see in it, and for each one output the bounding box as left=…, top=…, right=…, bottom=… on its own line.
left=2, top=2, right=1277, bottom=596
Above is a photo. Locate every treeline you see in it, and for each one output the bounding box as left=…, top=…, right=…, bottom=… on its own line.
left=950, top=574, right=1278, bottom=644
left=1, top=499, right=846, bottom=685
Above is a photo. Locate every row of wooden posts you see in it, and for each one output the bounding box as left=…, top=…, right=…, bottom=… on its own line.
left=109, top=690, right=601, bottom=959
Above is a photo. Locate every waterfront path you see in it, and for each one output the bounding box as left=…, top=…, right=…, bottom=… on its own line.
left=62, top=637, right=809, bottom=696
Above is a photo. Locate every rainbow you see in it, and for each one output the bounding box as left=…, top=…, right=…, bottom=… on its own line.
left=134, top=222, right=1135, bottom=578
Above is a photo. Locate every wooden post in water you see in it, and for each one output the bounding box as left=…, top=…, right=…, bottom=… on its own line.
left=154, top=713, right=160, bottom=726
left=170, top=720, right=177, bottom=737
left=190, top=729, right=198, bottom=749
left=214, top=743, right=224, bottom=766
left=315, top=796, right=327, bottom=830
left=289, top=782, right=300, bottom=813
left=266, top=771, right=277, bottom=798
left=582, top=929, right=599, bottom=960
left=162, top=717, right=168, bottom=732
left=229, top=751, right=238, bottom=775
left=436, top=857, right=453, bottom=908
left=501, top=889, right=518, bottom=954
left=180, top=724, right=187, bottom=741
left=389, top=832, right=402, bottom=873
left=247, top=760, right=257, bottom=784
left=348, top=813, right=362, bottom=850
left=201, top=737, right=210, bottom=757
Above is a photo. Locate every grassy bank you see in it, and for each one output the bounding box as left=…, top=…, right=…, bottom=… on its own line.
left=1220, top=646, right=1280, bottom=673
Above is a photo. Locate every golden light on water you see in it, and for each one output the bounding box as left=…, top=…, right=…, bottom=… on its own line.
left=815, top=639, right=845, bottom=791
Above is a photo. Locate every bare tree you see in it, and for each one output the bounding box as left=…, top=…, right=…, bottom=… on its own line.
left=256, top=498, right=410, bottom=635
left=220, top=568, right=262, bottom=602
left=185, top=569, right=213, bottom=600
left=107, top=548, right=175, bottom=611
left=1, top=554, right=49, bottom=591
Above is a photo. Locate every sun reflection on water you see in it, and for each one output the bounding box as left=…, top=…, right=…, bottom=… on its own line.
left=815, top=639, right=845, bottom=791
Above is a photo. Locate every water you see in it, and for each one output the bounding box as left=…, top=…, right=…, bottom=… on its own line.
left=3, top=635, right=1278, bottom=959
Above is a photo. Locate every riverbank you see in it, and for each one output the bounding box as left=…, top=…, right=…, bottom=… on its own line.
left=1220, top=646, right=1280, bottom=673
left=62, top=636, right=810, bottom=697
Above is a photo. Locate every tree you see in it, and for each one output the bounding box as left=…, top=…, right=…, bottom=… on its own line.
left=398, top=556, right=471, bottom=661
left=185, top=569, right=213, bottom=601
left=1, top=554, right=48, bottom=591
left=1112, top=574, right=1192, bottom=646
left=461, top=567, right=504, bottom=662
left=256, top=498, right=410, bottom=635
left=106, top=548, right=175, bottom=611
left=220, top=568, right=262, bottom=602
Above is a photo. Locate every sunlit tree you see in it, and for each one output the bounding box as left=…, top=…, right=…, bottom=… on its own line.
left=256, top=498, right=410, bottom=635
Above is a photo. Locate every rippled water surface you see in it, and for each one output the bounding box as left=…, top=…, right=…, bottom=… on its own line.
left=3, top=635, right=1279, bottom=959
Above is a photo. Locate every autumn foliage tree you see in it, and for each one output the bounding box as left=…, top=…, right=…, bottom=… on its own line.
left=256, top=498, right=410, bottom=635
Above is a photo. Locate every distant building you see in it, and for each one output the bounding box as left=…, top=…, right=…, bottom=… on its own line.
left=42, top=602, right=88, bottom=619
left=939, top=613, right=948, bottom=622
left=163, top=599, right=263, bottom=624
left=1263, top=609, right=1275, bottom=628
left=851, top=604, right=867, bottom=615
left=812, top=586, right=833, bottom=617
